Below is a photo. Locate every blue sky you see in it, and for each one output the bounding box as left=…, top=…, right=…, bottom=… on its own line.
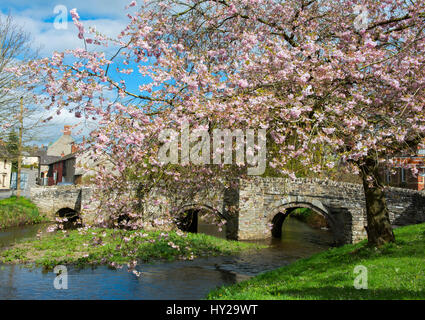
left=1, top=1, right=132, bottom=56
left=1, top=1, right=136, bottom=145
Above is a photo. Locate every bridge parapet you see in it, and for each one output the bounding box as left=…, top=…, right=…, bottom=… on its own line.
left=30, top=186, right=93, bottom=220
left=30, top=178, right=425, bottom=245
left=237, top=177, right=425, bottom=244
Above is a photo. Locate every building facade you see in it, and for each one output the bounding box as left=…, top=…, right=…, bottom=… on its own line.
left=382, top=144, right=425, bottom=191
left=47, top=153, right=76, bottom=185
left=0, top=144, right=12, bottom=190
left=47, top=150, right=113, bottom=186
left=37, top=125, right=76, bottom=185
left=46, top=125, right=76, bottom=157
left=0, top=157, right=12, bottom=190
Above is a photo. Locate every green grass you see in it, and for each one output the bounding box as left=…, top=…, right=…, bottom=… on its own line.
left=207, top=223, right=425, bottom=300
left=0, top=227, right=264, bottom=268
left=0, top=196, right=47, bottom=229
left=290, top=208, right=328, bottom=229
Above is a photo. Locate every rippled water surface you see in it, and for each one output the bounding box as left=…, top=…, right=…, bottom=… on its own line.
left=0, top=218, right=333, bottom=299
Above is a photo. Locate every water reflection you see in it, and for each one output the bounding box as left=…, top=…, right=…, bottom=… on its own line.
left=0, top=218, right=332, bottom=300
left=0, top=223, right=52, bottom=248
left=198, top=221, right=226, bottom=239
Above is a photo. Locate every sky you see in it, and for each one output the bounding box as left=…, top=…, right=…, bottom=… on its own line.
left=1, top=0, right=135, bottom=145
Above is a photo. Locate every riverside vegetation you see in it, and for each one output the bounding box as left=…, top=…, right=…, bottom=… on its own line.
left=0, top=227, right=264, bottom=268
left=0, top=197, right=47, bottom=229
left=207, top=223, right=425, bottom=300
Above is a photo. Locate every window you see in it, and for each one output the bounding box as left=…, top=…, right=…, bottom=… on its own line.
left=3, top=160, right=6, bottom=169
left=401, top=168, right=406, bottom=183
left=1, top=174, right=6, bottom=187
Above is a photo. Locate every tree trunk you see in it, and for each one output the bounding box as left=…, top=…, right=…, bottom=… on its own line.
left=359, top=156, right=395, bottom=247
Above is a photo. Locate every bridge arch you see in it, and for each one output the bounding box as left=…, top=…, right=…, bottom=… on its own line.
left=30, top=179, right=425, bottom=244
left=55, top=207, right=82, bottom=229
left=176, top=203, right=229, bottom=236
left=176, top=203, right=226, bottom=219
left=56, top=207, right=79, bottom=217
left=266, top=196, right=336, bottom=239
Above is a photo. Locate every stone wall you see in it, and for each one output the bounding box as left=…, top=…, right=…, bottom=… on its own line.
left=385, top=187, right=425, bottom=225
left=237, top=177, right=367, bottom=244
left=30, top=178, right=425, bottom=245
left=236, top=177, right=425, bottom=244
left=144, top=185, right=240, bottom=239
left=30, top=186, right=92, bottom=219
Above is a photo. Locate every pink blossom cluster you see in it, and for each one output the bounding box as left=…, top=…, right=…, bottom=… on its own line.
left=9, top=0, right=425, bottom=257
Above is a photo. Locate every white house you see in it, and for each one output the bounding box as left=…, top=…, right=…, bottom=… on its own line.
left=0, top=145, right=12, bottom=190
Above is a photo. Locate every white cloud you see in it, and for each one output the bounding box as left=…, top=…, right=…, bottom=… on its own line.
left=1, top=0, right=138, bottom=57
left=2, top=13, right=129, bottom=57
left=38, top=18, right=129, bottom=56
left=25, top=105, right=101, bottom=145
left=1, top=0, right=131, bottom=20
left=1, top=1, right=135, bottom=145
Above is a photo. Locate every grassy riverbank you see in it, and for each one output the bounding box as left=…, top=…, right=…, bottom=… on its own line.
left=207, top=223, right=425, bottom=300
left=0, top=227, right=263, bottom=268
left=0, top=197, right=47, bottom=230
left=290, top=208, right=328, bottom=229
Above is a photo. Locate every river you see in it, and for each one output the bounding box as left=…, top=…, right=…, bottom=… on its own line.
left=0, top=218, right=333, bottom=299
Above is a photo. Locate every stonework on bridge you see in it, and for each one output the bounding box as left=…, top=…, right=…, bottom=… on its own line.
left=30, top=177, right=425, bottom=245
left=30, top=186, right=93, bottom=219
left=238, top=177, right=425, bottom=244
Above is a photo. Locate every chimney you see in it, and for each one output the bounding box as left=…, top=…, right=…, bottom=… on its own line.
left=71, top=142, right=78, bottom=153
left=64, top=125, right=71, bottom=136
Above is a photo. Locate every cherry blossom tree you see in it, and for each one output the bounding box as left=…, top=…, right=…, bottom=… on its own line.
left=15, top=0, right=425, bottom=246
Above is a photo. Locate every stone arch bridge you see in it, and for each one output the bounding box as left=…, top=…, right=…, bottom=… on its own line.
left=30, top=177, right=425, bottom=245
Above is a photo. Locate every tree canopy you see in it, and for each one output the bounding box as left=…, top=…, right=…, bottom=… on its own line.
left=12, top=0, right=425, bottom=245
